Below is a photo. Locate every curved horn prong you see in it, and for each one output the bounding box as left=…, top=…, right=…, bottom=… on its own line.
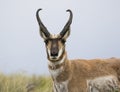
left=60, top=9, right=73, bottom=38
left=36, top=8, right=50, bottom=38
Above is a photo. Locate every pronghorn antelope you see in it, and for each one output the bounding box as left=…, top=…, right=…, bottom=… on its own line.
left=36, top=9, right=120, bottom=92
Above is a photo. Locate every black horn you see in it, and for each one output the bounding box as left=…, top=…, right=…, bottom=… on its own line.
left=60, top=9, right=73, bottom=38
left=36, top=8, right=50, bottom=38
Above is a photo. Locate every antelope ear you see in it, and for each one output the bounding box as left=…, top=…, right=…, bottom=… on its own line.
left=39, top=29, right=49, bottom=40
left=61, top=28, right=70, bottom=40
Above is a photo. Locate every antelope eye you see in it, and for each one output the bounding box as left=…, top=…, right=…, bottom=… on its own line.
left=61, top=39, right=66, bottom=44
left=44, top=40, right=49, bottom=45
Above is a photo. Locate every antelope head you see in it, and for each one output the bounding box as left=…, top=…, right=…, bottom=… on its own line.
left=36, top=9, right=73, bottom=62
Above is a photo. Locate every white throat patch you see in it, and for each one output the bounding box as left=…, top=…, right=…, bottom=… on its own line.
left=48, top=55, right=66, bottom=79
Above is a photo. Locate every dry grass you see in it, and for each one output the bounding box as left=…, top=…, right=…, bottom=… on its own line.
left=0, top=73, right=52, bottom=92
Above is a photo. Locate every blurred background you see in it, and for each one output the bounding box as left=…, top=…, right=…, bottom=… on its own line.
left=0, top=0, right=120, bottom=75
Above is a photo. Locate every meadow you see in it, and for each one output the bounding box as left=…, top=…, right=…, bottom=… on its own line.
left=0, top=73, right=52, bottom=92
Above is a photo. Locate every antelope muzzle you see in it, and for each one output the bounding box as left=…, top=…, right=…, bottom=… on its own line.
left=50, top=39, right=59, bottom=57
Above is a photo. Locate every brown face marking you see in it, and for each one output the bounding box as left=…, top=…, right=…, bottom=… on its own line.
left=45, top=36, right=66, bottom=61
left=50, top=39, right=59, bottom=57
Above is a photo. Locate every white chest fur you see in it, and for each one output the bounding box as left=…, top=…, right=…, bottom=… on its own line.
left=87, top=75, right=120, bottom=92
left=49, top=66, right=64, bottom=79
left=53, top=80, right=69, bottom=92
left=49, top=65, right=69, bottom=92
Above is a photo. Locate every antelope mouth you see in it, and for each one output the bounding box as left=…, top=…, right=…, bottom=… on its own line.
left=49, top=56, right=61, bottom=62
left=51, top=56, right=58, bottom=60
left=47, top=46, right=65, bottom=62
left=48, top=51, right=65, bottom=62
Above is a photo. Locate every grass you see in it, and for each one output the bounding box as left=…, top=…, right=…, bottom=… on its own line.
left=0, top=73, right=52, bottom=92
left=0, top=72, right=119, bottom=92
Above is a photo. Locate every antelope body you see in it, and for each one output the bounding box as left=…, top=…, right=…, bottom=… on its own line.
left=36, top=9, right=120, bottom=92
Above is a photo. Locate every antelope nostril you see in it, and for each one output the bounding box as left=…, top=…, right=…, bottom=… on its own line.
left=51, top=53, right=58, bottom=57
left=51, top=49, right=58, bottom=57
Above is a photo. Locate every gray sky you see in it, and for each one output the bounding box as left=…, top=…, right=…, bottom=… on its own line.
left=0, top=0, right=120, bottom=75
